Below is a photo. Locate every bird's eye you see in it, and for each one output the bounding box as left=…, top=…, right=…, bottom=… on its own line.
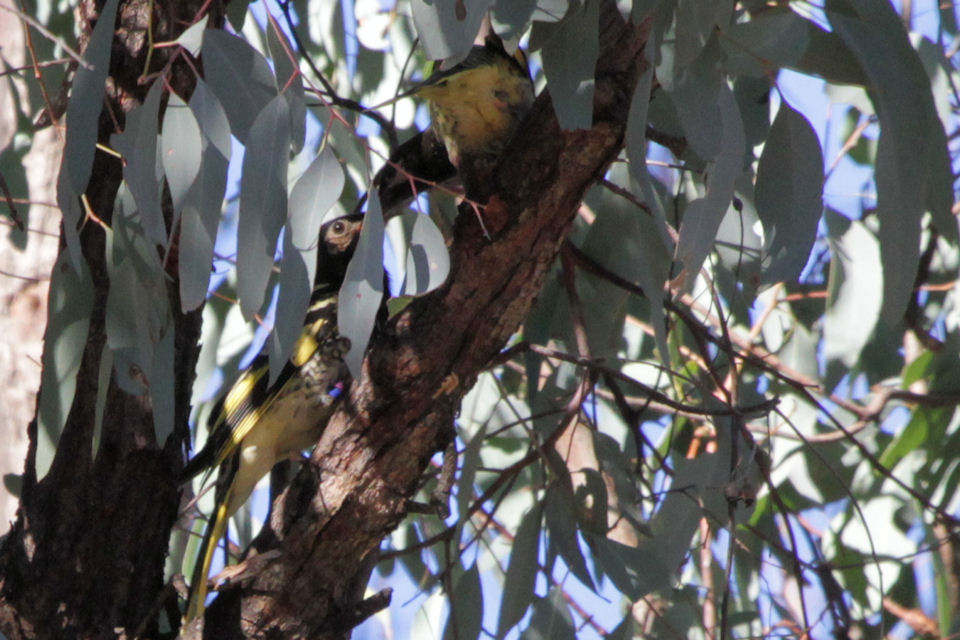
left=332, top=221, right=345, bottom=234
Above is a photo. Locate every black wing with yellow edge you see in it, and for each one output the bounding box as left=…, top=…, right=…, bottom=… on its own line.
left=179, top=285, right=348, bottom=485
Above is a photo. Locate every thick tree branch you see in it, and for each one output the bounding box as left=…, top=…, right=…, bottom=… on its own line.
left=0, top=1, right=220, bottom=638
left=197, top=5, right=651, bottom=638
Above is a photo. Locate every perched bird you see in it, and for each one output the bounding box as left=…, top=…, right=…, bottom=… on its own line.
left=371, top=38, right=534, bottom=209
left=182, top=213, right=364, bottom=621
left=415, top=39, right=534, bottom=171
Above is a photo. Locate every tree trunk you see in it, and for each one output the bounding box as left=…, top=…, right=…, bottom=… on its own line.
left=0, top=1, right=221, bottom=637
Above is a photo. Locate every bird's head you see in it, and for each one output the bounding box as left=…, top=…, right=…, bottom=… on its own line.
left=316, top=213, right=364, bottom=288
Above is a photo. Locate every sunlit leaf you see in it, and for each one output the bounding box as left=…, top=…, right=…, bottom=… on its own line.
left=236, top=95, right=291, bottom=319
left=161, top=92, right=203, bottom=215
left=176, top=15, right=208, bottom=56
left=270, top=148, right=345, bottom=380
left=411, top=0, right=492, bottom=61
left=202, top=28, right=277, bottom=143
left=35, top=253, right=94, bottom=480
left=402, top=213, right=450, bottom=296
left=823, top=212, right=882, bottom=388
left=339, top=189, right=385, bottom=377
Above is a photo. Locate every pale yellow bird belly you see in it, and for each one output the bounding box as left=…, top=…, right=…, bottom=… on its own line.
left=422, top=64, right=533, bottom=166
left=224, top=355, right=342, bottom=516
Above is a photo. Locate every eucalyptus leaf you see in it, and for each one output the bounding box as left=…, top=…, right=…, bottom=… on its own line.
left=625, top=50, right=653, bottom=188
left=674, top=0, right=729, bottom=69
left=667, top=32, right=722, bottom=159
left=226, top=0, right=253, bottom=31
left=676, top=83, right=745, bottom=283
left=410, top=0, right=493, bottom=61
left=625, top=53, right=672, bottom=366
left=176, top=15, right=208, bottom=56
left=791, top=19, right=868, bottom=86
left=543, top=484, right=595, bottom=589
left=237, top=95, right=291, bottom=319
left=720, top=9, right=809, bottom=77
left=492, top=0, right=537, bottom=41
left=178, top=135, right=230, bottom=311
left=55, top=166, right=84, bottom=273
left=827, top=0, right=950, bottom=324
left=539, top=0, right=599, bottom=130
left=161, top=92, right=203, bottom=215
left=441, top=563, right=483, bottom=640
left=201, top=28, right=277, bottom=143
left=496, top=503, right=542, bottom=638
left=402, top=214, right=450, bottom=296
left=585, top=532, right=671, bottom=599
left=823, top=212, right=882, bottom=389
left=606, top=615, right=640, bottom=640
left=113, top=80, right=166, bottom=246
left=338, top=190, right=385, bottom=377
left=266, top=17, right=306, bottom=153
left=756, top=100, right=824, bottom=285
left=35, top=253, right=94, bottom=480
left=633, top=0, right=668, bottom=23
left=269, top=231, right=312, bottom=385
left=520, top=588, right=575, bottom=640
left=188, top=79, right=232, bottom=160
left=270, top=148, right=346, bottom=379
left=63, top=0, right=119, bottom=196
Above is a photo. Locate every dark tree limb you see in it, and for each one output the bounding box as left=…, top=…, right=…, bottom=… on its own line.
left=196, top=5, right=651, bottom=638
left=0, top=1, right=220, bottom=638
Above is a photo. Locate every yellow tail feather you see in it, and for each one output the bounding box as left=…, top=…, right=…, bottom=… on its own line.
left=185, top=482, right=234, bottom=622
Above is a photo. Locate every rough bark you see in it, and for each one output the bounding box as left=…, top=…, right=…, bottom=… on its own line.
left=195, top=7, right=650, bottom=638
left=0, top=1, right=220, bottom=638
left=0, top=0, right=648, bottom=637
